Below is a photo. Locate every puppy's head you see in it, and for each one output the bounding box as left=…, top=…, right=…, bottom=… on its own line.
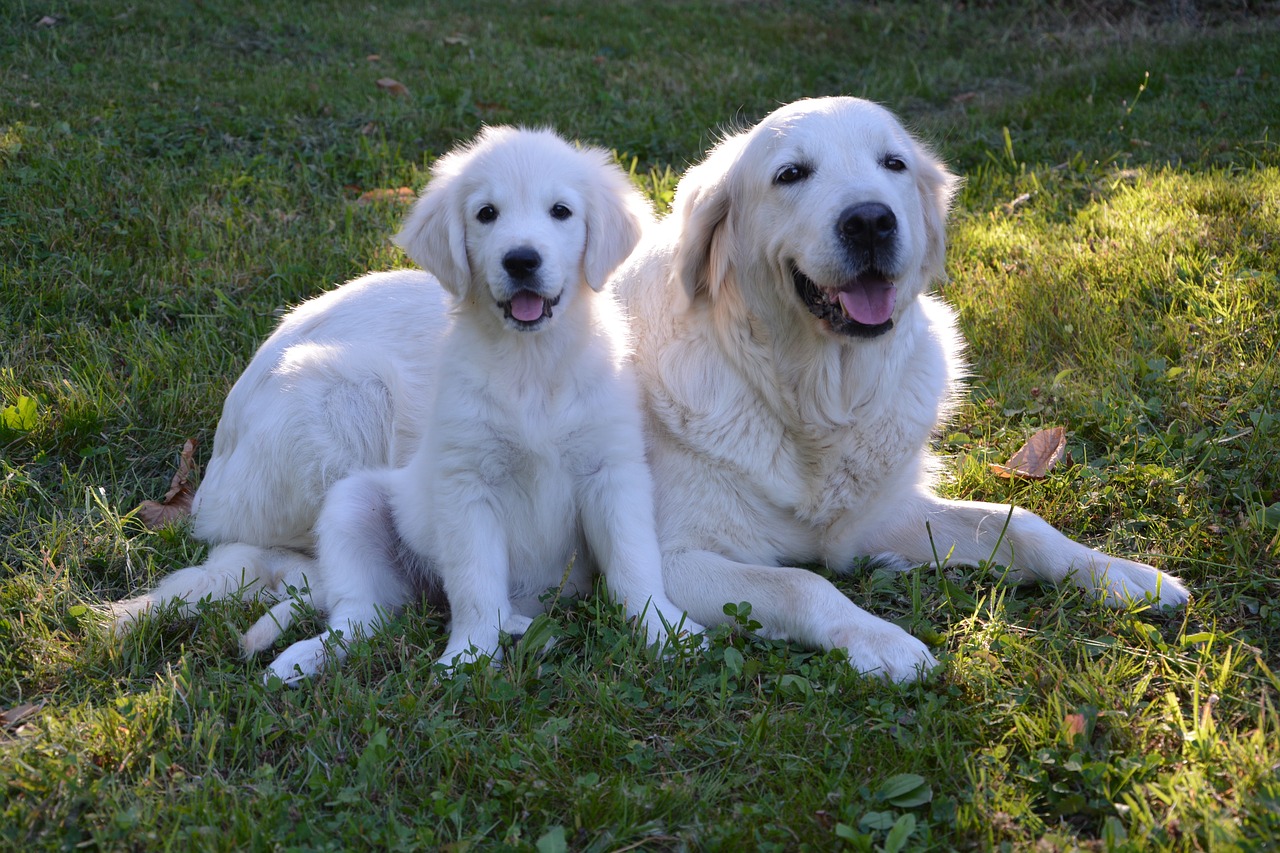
left=674, top=97, right=958, bottom=340
left=395, top=126, right=652, bottom=332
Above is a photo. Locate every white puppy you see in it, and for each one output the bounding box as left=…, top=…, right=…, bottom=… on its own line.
left=113, top=127, right=699, bottom=681
left=613, top=97, right=1189, bottom=682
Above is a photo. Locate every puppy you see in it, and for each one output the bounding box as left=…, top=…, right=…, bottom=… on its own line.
left=113, top=127, right=699, bottom=681
left=612, top=97, right=1189, bottom=681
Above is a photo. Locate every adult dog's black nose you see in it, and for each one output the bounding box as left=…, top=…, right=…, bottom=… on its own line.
left=838, top=203, right=897, bottom=250
left=502, top=247, right=542, bottom=280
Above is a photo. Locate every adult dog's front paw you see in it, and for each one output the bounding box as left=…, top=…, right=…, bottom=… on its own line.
left=829, top=620, right=939, bottom=683
left=1078, top=556, right=1190, bottom=609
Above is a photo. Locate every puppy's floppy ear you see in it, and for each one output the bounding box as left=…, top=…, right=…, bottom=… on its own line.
left=393, top=146, right=472, bottom=297
left=672, top=131, right=749, bottom=310
left=911, top=138, right=961, bottom=284
left=580, top=148, right=653, bottom=291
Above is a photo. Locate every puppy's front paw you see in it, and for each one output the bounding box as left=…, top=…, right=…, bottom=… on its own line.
left=436, top=624, right=504, bottom=672
left=830, top=620, right=939, bottom=683
left=635, top=597, right=706, bottom=649
left=1081, top=557, right=1190, bottom=609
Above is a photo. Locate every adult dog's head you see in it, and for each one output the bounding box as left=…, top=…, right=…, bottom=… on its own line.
left=396, top=126, right=651, bottom=332
left=673, top=97, right=957, bottom=340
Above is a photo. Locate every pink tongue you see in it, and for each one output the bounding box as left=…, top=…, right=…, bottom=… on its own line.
left=837, top=280, right=897, bottom=325
left=510, top=290, right=545, bottom=322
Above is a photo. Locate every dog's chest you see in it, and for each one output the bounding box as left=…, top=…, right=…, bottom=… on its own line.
left=475, top=426, right=601, bottom=491
left=792, top=415, right=922, bottom=526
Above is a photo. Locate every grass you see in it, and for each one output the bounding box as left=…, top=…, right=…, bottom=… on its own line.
left=3, top=0, right=1279, bottom=849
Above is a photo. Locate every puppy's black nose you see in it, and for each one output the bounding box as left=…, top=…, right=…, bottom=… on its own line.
left=502, top=247, right=542, bottom=280
left=838, top=203, right=897, bottom=249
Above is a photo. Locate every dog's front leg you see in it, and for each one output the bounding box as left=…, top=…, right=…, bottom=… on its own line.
left=577, top=462, right=705, bottom=647
left=860, top=489, right=1190, bottom=607
left=432, top=500, right=517, bottom=669
left=662, top=548, right=937, bottom=682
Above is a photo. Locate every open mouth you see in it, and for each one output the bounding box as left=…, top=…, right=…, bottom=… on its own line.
left=791, top=264, right=896, bottom=338
left=501, top=289, right=561, bottom=329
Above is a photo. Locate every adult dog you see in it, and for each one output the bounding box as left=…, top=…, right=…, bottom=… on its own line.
left=112, top=127, right=697, bottom=680
left=612, top=97, right=1189, bottom=681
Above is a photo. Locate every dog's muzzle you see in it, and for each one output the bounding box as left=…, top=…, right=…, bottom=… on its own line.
left=790, top=201, right=900, bottom=338
left=499, top=246, right=560, bottom=329
left=792, top=266, right=896, bottom=338
left=502, top=289, right=561, bottom=328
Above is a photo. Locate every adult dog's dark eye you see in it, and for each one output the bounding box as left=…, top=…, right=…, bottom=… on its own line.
left=773, top=164, right=812, bottom=185
left=882, top=155, right=907, bottom=173
left=550, top=203, right=572, bottom=221
left=476, top=204, right=498, bottom=223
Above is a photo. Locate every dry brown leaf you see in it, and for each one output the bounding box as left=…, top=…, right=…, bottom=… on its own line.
left=990, top=426, right=1066, bottom=479
left=375, top=77, right=409, bottom=97
left=355, top=187, right=416, bottom=205
left=136, top=437, right=198, bottom=528
left=1063, top=712, right=1086, bottom=740
left=1, top=701, right=43, bottom=730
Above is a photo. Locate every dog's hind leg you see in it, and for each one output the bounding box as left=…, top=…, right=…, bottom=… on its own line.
left=242, top=595, right=306, bottom=656
left=262, top=470, right=416, bottom=683
left=109, top=543, right=314, bottom=634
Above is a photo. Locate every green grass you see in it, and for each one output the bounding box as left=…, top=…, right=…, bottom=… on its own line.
left=3, top=0, right=1279, bottom=849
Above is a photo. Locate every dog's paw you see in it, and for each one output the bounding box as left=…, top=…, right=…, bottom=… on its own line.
left=106, top=597, right=155, bottom=636
left=264, top=637, right=330, bottom=686
left=241, top=608, right=288, bottom=657
left=436, top=626, right=504, bottom=672
left=1079, top=556, right=1190, bottom=609
left=830, top=621, right=939, bottom=683
left=635, top=597, right=706, bottom=649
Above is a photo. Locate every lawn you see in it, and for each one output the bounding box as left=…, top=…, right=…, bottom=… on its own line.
left=2, top=1, right=1279, bottom=849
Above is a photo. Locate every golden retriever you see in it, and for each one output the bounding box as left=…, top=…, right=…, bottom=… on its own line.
left=613, top=97, right=1189, bottom=681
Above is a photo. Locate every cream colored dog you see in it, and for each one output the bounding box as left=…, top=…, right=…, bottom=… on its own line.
left=112, top=127, right=699, bottom=681
left=612, top=97, right=1189, bottom=681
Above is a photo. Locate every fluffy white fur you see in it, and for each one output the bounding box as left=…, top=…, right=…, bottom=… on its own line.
left=112, top=127, right=699, bottom=682
left=612, top=97, right=1189, bottom=682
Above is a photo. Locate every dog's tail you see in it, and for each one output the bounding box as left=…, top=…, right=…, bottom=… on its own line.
left=108, top=542, right=314, bottom=636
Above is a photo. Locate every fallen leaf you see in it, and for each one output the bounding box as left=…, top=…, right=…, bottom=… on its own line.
left=36, top=15, right=58, bottom=28
left=990, top=426, right=1066, bottom=479
left=355, top=187, right=416, bottom=205
left=136, top=438, right=198, bottom=528
left=375, top=78, right=409, bottom=97
left=443, top=34, right=470, bottom=46
left=366, top=54, right=381, bottom=62
left=1063, top=712, right=1086, bottom=740
left=952, top=91, right=978, bottom=104
left=1, top=701, right=43, bottom=730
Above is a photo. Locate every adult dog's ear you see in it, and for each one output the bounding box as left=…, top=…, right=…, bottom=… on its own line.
left=912, top=139, right=960, bottom=285
left=581, top=149, right=653, bottom=291
left=672, top=132, right=748, bottom=310
left=393, top=150, right=471, bottom=297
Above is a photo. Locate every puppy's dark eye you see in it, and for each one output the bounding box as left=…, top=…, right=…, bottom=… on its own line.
left=882, top=155, right=907, bottom=173
left=550, top=203, right=572, bottom=221
left=476, top=204, right=498, bottom=223
left=773, top=163, right=812, bottom=185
